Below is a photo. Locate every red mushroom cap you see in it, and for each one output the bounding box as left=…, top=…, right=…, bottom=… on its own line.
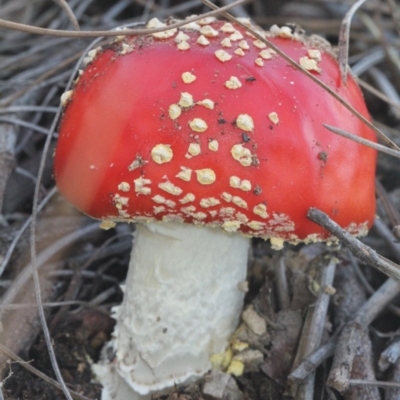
left=54, top=19, right=377, bottom=244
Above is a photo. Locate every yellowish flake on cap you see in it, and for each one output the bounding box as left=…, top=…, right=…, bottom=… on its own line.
left=158, top=181, right=183, bottom=196
left=177, top=41, right=190, bottom=51
left=168, top=104, right=181, bottom=120
left=234, top=48, right=245, bottom=57
left=220, top=206, right=235, bottom=216
left=270, top=237, right=285, bottom=250
left=208, top=140, right=219, bottom=151
left=189, top=118, right=208, bottom=132
left=200, top=197, right=220, bottom=208
left=151, top=144, right=173, bottom=164
left=239, top=180, right=251, bottom=191
left=118, top=182, right=130, bottom=192
left=229, top=31, right=243, bottom=41
left=231, top=144, right=252, bottom=167
left=221, top=192, right=233, bottom=202
left=181, top=20, right=201, bottom=31
left=221, top=38, right=232, bottom=48
left=253, top=203, right=268, bottom=218
left=270, top=24, right=293, bottom=39
left=195, top=168, right=216, bottom=185
left=120, top=43, right=135, bottom=55
left=299, top=56, right=321, bottom=72
left=100, top=220, right=116, bottom=230
left=255, top=58, right=264, bottom=67
left=222, top=220, right=241, bottom=233
left=259, top=50, right=272, bottom=60
left=197, top=35, right=210, bottom=46
left=153, top=206, right=166, bottom=214
left=60, top=90, right=73, bottom=106
left=236, top=212, right=248, bottom=223
left=238, top=40, right=250, bottom=50
left=236, top=114, right=254, bottom=131
left=179, top=92, right=194, bottom=108
left=175, top=31, right=190, bottom=43
left=147, top=18, right=177, bottom=39
left=215, top=49, right=232, bottom=62
left=253, top=39, right=266, bottom=49
left=152, top=195, right=167, bottom=204
left=308, top=49, right=322, bottom=61
left=229, top=176, right=241, bottom=189
left=134, top=177, right=152, bottom=195
left=200, top=25, right=219, bottom=37
left=182, top=72, right=196, bottom=84
left=225, top=76, right=242, bottom=90
left=268, top=112, right=279, bottom=124
left=232, top=196, right=248, bottom=209
left=220, top=22, right=236, bottom=33
left=176, top=167, right=192, bottom=181
left=197, top=99, right=215, bottom=109
left=186, top=143, right=201, bottom=157
left=179, top=193, right=195, bottom=204
left=248, top=220, right=266, bottom=230
left=198, top=17, right=217, bottom=25
left=181, top=205, right=196, bottom=214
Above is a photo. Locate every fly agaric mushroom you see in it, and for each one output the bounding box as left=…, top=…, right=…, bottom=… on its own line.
left=54, top=18, right=377, bottom=399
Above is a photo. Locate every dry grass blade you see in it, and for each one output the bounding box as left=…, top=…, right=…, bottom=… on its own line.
left=323, top=123, right=400, bottom=159
left=338, top=0, right=369, bottom=84
left=52, top=0, right=80, bottom=30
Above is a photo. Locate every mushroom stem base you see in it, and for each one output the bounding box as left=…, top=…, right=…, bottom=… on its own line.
left=94, top=221, right=250, bottom=399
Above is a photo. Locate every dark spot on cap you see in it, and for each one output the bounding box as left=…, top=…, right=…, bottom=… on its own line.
left=246, top=77, right=256, bottom=82
left=218, top=118, right=227, bottom=124
left=254, top=185, right=262, bottom=195
left=318, top=151, right=328, bottom=163
left=242, top=133, right=251, bottom=142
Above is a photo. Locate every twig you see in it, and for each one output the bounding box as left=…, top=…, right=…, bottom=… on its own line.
left=293, top=258, right=337, bottom=399
left=349, top=379, right=400, bottom=389
left=307, top=208, right=400, bottom=282
left=327, top=278, right=400, bottom=393
left=288, top=340, right=336, bottom=384
left=323, top=123, right=400, bottom=159
left=338, top=0, right=369, bottom=84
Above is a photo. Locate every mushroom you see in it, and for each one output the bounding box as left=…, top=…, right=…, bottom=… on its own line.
left=54, top=18, right=377, bottom=399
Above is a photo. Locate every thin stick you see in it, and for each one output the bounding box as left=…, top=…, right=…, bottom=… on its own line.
left=288, top=340, right=336, bottom=384
left=307, top=208, right=400, bottom=282
left=294, top=258, right=337, bottom=399
left=323, top=124, right=400, bottom=159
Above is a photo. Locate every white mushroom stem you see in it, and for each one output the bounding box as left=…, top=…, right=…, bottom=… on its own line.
left=94, top=221, right=250, bottom=399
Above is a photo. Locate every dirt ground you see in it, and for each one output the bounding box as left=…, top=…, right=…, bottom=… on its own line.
left=1, top=0, right=400, bottom=399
